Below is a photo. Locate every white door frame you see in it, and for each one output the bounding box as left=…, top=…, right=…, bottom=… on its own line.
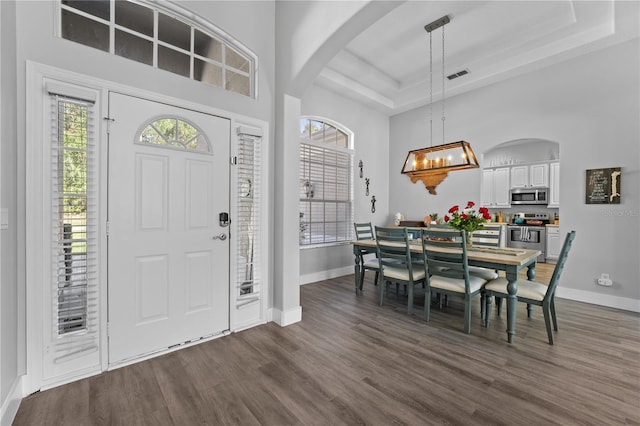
left=25, top=61, right=270, bottom=394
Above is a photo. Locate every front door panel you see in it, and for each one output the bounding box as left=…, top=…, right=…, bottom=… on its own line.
left=107, top=93, right=230, bottom=364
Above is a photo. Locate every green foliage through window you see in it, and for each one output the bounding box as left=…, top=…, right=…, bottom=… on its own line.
left=61, top=102, right=89, bottom=215
left=139, top=117, right=210, bottom=152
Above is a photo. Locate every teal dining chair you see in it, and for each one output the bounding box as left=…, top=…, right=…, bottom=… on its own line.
left=467, top=227, right=502, bottom=320
left=375, top=226, right=426, bottom=315
left=483, top=230, right=576, bottom=344
left=353, top=222, right=380, bottom=290
left=421, top=228, right=488, bottom=334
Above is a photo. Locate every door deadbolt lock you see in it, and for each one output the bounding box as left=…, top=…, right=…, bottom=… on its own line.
left=219, top=212, right=230, bottom=227
left=212, top=233, right=227, bottom=241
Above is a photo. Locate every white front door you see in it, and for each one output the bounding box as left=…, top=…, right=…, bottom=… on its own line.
left=107, top=93, right=230, bottom=364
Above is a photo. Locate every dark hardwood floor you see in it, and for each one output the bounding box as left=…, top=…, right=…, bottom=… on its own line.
left=14, top=268, right=640, bottom=425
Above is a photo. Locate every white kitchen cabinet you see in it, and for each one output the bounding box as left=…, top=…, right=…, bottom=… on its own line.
left=546, top=226, right=561, bottom=261
left=530, top=163, right=549, bottom=187
left=511, top=163, right=549, bottom=188
left=510, top=165, right=529, bottom=188
left=548, top=162, right=560, bottom=207
left=481, top=167, right=510, bottom=207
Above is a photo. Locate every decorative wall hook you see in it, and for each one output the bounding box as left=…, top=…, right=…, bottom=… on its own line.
left=303, top=180, right=314, bottom=198
left=358, top=160, right=363, bottom=178
left=371, top=195, right=376, bottom=213
left=365, top=178, right=370, bottom=196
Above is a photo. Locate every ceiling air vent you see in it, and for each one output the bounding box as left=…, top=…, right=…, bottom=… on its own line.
left=447, top=69, right=470, bottom=80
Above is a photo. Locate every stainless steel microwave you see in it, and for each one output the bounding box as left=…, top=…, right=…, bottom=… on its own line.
left=510, top=187, right=549, bottom=205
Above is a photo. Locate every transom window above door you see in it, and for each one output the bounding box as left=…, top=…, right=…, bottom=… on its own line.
left=137, top=116, right=211, bottom=153
left=58, top=0, right=256, bottom=97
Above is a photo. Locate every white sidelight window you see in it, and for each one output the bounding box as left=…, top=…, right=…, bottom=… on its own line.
left=299, top=118, right=354, bottom=246
left=235, top=132, right=262, bottom=306
left=52, top=96, right=97, bottom=336
left=48, top=90, right=100, bottom=364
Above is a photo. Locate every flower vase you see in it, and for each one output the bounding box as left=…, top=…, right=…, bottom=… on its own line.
left=466, top=232, right=473, bottom=249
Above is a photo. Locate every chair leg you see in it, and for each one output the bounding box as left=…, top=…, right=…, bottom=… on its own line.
left=485, top=293, right=493, bottom=327
left=424, top=288, right=431, bottom=321
left=480, top=292, right=486, bottom=321
left=542, top=303, right=554, bottom=345
left=527, top=303, right=533, bottom=319
left=374, top=271, right=379, bottom=286
left=550, top=297, right=558, bottom=331
left=463, top=296, right=472, bottom=334
left=440, top=294, right=449, bottom=308
left=378, top=279, right=385, bottom=306
left=495, top=297, right=502, bottom=316
left=407, top=283, right=414, bottom=315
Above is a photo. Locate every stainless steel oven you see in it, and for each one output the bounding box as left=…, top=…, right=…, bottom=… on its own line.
left=507, top=225, right=546, bottom=262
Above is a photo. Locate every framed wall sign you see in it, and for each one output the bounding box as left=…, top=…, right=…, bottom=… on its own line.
left=586, top=167, right=621, bottom=204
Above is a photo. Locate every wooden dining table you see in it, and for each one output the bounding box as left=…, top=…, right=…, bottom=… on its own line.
left=352, top=238, right=541, bottom=343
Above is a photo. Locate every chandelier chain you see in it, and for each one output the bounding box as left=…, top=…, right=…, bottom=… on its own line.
left=429, top=32, right=433, bottom=148
left=442, top=24, right=446, bottom=145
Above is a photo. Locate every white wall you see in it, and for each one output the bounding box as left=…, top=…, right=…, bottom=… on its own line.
left=300, top=84, right=390, bottom=282
left=1, top=0, right=22, bottom=422
left=273, top=1, right=400, bottom=314
left=390, top=39, right=640, bottom=306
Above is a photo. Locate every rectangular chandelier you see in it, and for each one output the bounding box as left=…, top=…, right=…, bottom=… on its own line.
left=401, top=141, right=479, bottom=173
left=401, top=141, right=479, bottom=194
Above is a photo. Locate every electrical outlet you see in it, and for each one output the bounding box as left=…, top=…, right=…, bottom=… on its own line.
left=597, top=273, right=613, bottom=287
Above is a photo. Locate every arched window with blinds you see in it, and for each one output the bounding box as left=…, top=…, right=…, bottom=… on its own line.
left=299, top=118, right=354, bottom=246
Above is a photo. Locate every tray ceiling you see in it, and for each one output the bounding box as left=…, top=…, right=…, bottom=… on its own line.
left=313, top=0, right=639, bottom=115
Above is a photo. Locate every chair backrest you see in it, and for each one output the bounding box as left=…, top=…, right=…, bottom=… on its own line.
left=427, top=223, right=451, bottom=229
left=470, top=226, right=501, bottom=247
left=421, top=228, right=472, bottom=292
left=375, top=227, right=415, bottom=279
left=544, top=230, right=576, bottom=301
left=428, top=223, right=470, bottom=245
left=354, top=222, right=374, bottom=240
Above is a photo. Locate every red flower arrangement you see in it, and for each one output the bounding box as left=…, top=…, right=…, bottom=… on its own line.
left=444, top=201, right=491, bottom=234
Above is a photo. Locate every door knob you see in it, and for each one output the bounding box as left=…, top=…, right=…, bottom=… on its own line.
left=212, top=233, right=227, bottom=241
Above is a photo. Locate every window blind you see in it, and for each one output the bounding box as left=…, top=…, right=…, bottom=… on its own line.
left=299, top=142, right=353, bottom=245
left=49, top=94, right=99, bottom=361
left=235, top=133, right=261, bottom=309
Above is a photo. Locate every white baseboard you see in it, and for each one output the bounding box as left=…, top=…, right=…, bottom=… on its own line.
left=300, top=266, right=353, bottom=285
left=1, top=375, right=24, bottom=426
left=299, top=269, right=640, bottom=314
left=556, top=287, right=640, bottom=313
left=272, top=305, right=302, bottom=326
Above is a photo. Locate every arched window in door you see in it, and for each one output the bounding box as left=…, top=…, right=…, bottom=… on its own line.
left=136, top=116, right=211, bottom=153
